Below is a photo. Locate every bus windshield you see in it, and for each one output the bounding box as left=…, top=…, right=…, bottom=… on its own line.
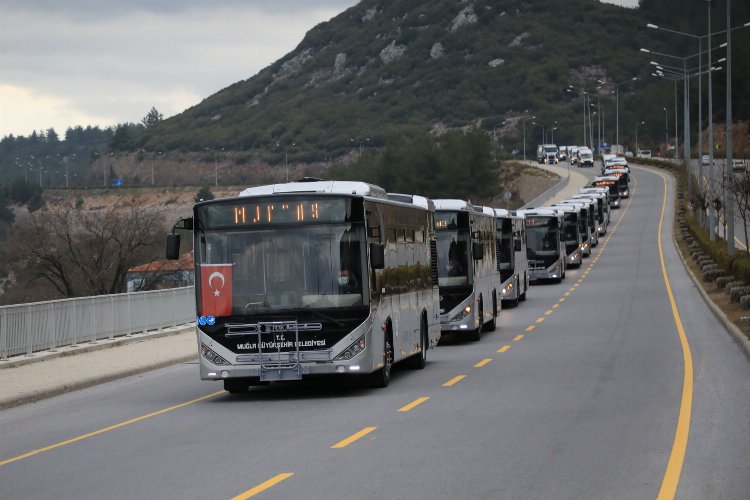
left=436, top=230, right=470, bottom=287
left=562, top=214, right=579, bottom=243
left=526, top=222, right=559, bottom=256
left=195, top=224, right=368, bottom=314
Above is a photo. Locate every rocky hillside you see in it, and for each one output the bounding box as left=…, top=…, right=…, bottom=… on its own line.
left=137, top=0, right=749, bottom=163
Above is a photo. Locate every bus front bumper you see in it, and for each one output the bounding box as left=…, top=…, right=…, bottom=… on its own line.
left=440, top=296, right=480, bottom=334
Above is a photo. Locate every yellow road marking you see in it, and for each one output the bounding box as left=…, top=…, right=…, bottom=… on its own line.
left=544, top=310, right=553, bottom=315
left=474, top=358, right=493, bottom=368
left=651, top=172, right=694, bottom=499
left=535, top=317, right=545, bottom=323
left=331, top=427, right=377, bottom=449
left=568, top=288, right=575, bottom=292
left=398, top=397, right=430, bottom=412
left=525, top=325, right=536, bottom=332
left=559, top=297, right=566, bottom=302
left=232, top=473, right=295, bottom=500
left=577, top=279, right=583, bottom=284
left=513, top=334, right=524, bottom=341
left=552, top=303, right=560, bottom=309
left=497, top=345, right=511, bottom=353
left=443, top=375, right=466, bottom=387
left=564, top=292, right=571, bottom=297
left=0, top=390, right=224, bottom=468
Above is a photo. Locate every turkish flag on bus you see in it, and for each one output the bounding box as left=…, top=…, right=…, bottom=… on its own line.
left=200, top=264, right=233, bottom=317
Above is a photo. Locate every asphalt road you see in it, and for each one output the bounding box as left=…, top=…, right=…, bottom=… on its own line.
left=1, top=165, right=749, bottom=499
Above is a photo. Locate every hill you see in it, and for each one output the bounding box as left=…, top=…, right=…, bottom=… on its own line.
left=136, top=0, right=749, bottom=162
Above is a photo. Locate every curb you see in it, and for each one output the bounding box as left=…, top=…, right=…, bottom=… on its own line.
left=0, top=324, right=195, bottom=370
left=636, top=163, right=750, bottom=362
left=0, top=352, right=198, bottom=411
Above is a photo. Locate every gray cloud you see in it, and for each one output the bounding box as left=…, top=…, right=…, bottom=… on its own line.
left=0, top=1, right=360, bottom=135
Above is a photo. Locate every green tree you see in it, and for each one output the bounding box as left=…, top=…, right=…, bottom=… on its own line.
left=195, top=186, right=215, bottom=202
left=109, top=124, right=133, bottom=151
left=141, top=107, right=164, bottom=128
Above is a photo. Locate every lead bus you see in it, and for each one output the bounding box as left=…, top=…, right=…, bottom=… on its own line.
left=433, top=200, right=501, bottom=341
left=516, top=208, right=566, bottom=283
left=165, top=180, right=441, bottom=392
left=494, top=208, right=529, bottom=307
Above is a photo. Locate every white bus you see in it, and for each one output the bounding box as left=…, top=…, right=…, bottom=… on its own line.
left=556, top=200, right=598, bottom=253
left=433, top=200, right=501, bottom=341
left=494, top=209, right=529, bottom=307
left=165, top=180, right=441, bottom=392
left=548, top=205, right=583, bottom=268
left=592, top=176, right=623, bottom=208
left=574, top=189, right=610, bottom=234
left=516, top=208, right=566, bottom=283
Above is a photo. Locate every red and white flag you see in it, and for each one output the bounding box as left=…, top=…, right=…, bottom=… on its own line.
left=200, top=264, right=233, bottom=317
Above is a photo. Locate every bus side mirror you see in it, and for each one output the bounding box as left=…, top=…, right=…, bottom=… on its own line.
left=370, top=243, right=385, bottom=269
left=166, top=233, right=181, bottom=260
left=514, top=239, right=522, bottom=252
left=472, top=242, right=484, bottom=260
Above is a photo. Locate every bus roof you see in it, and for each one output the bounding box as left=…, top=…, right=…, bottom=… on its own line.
left=239, top=180, right=388, bottom=200
left=386, top=193, right=434, bottom=210
left=434, top=199, right=493, bottom=216
left=517, top=208, right=560, bottom=218
left=493, top=208, right=525, bottom=220
left=548, top=204, right=579, bottom=213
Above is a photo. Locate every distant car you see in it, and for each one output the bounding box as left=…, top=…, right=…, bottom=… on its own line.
left=577, top=148, right=594, bottom=167
left=625, top=151, right=634, bottom=157
left=636, top=150, right=652, bottom=159
left=569, top=146, right=580, bottom=165
left=701, top=155, right=711, bottom=166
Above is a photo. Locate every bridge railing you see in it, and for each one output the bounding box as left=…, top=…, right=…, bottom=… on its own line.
left=0, top=287, right=196, bottom=359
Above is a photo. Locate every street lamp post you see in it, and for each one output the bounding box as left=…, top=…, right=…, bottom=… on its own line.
left=609, top=77, right=639, bottom=147
left=707, top=0, right=717, bottom=240
left=663, top=107, right=669, bottom=155
left=636, top=121, right=646, bottom=152
left=521, top=115, right=535, bottom=161
left=726, top=0, right=734, bottom=254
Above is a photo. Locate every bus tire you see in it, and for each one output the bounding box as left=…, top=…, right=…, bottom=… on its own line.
left=470, top=302, right=483, bottom=341
left=224, top=378, right=250, bottom=393
left=484, top=294, right=498, bottom=331
left=519, top=274, right=528, bottom=302
left=506, top=278, right=520, bottom=308
left=408, top=318, right=428, bottom=370
left=370, top=333, right=393, bottom=388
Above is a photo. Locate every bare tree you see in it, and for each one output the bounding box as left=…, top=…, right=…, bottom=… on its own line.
left=6, top=201, right=165, bottom=298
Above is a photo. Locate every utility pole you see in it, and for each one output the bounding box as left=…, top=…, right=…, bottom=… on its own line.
left=708, top=0, right=717, bottom=241
left=726, top=0, right=734, bottom=254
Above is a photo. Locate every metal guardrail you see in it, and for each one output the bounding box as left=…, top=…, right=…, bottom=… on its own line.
left=0, top=286, right=196, bottom=359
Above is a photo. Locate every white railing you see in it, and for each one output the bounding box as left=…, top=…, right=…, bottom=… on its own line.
left=0, top=286, right=196, bottom=359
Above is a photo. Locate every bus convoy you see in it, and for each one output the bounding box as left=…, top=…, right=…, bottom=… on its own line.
left=166, top=164, right=630, bottom=393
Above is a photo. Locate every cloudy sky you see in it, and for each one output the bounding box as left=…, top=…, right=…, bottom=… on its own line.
left=0, top=0, right=638, bottom=139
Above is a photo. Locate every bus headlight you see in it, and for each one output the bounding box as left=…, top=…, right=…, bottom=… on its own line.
left=451, top=305, right=472, bottom=322
left=334, top=335, right=366, bottom=361
left=201, top=343, right=229, bottom=365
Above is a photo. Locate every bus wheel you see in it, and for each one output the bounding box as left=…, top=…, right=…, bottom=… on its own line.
left=470, top=303, right=483, bottom=341
left=506, top=279, right=520, bottom=308
left=519, top=274, right=528, bottom=302
left=224, top=378, right=250, bottom=393
left=370, top=334, right=393, bottom=388
left=484, top=295, right=498, bottom=330
left=408, top=319, right=428, bottom=370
